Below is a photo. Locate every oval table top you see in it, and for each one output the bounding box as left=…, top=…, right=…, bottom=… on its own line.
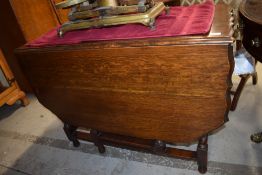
left=239, top=0, right=262, bottom=26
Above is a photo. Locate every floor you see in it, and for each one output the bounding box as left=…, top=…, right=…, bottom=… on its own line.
left=0, top=63, right=262, bottom=175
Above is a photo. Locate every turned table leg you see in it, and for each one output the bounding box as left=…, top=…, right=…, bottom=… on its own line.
left=90, top=130, right=106, bottom=153
left=153, top=140, right=167, bottom=153
left=231, top=72, right=258, bottom=111
left=63, top=123, right=80, bottom=147
left=197, top=135, right=208, bottom=174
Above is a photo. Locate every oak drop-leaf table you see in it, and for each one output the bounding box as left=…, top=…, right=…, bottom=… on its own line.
left=15, top=3, right=234, bottom=174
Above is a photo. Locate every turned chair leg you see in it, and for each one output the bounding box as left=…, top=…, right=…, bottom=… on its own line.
left=231, top=72, right=258, bottom=111
left=197, top=135, right=208, bottom=174
left=252, top=72, right=258, bottom=85
left=63, top=123, right=80, bottom=147
left=5, top=89, right=29, bottom=106
left=90, top=130, right=106, bottom=153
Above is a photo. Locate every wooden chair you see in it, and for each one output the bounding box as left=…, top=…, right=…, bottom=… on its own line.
left=0, top=49, right=29, bottom=107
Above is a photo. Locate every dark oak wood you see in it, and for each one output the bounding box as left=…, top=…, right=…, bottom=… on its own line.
left=197, top=135, right=208, bottom=174
left=76, top=130, right=207, bottom=172
left=63, top=123, right=80, bottom=147
left=153, top=140, right=167, bottom=153
left=76, top=130, right=198, bottom=159
left=90, top=130, right=106, bottom=153
left=17, top=45, right=232, bottom=143
left=252, top=72, right=258, bottom=85
left=16, top=3, right=233, bottom=173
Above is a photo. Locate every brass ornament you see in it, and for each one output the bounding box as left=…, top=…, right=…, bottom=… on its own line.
left=56, top=0, right=88, bottom=9
left=55, top=0, right=168, bottom=37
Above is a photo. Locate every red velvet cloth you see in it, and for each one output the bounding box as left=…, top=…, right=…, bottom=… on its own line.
left=27, top=0, right=214, bottom=47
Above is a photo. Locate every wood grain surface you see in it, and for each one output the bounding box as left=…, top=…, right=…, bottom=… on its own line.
left=16, top=3, right=234, bottom=144
left=9, top=0, right=60, bottom=42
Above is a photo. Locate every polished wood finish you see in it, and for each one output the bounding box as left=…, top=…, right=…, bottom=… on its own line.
left=9, top=0, right=60, bottom=42
left=0, top=49, right=29, bottom=107
left=17, top=45, right=232, bottom=143
left=16, top=3, right=233, bottom=173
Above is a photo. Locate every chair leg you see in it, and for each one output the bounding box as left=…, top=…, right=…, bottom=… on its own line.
left=6, top=90, right=29, bottom=106
left=20, top=96, right=30, bottom=106
left=252, top=72, right=258, bottom=85
left=230, top=75, right=251, bottom=111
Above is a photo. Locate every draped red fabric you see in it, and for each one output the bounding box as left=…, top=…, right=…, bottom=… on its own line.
left=26, top=0, right=215, bottom=47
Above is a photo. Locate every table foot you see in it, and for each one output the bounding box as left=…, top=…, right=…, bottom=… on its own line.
left=63, top=123, right=80, bottom=147
left=91, top=130, right=106, bottom=154
left=153, top=140, right=167, bottom=153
